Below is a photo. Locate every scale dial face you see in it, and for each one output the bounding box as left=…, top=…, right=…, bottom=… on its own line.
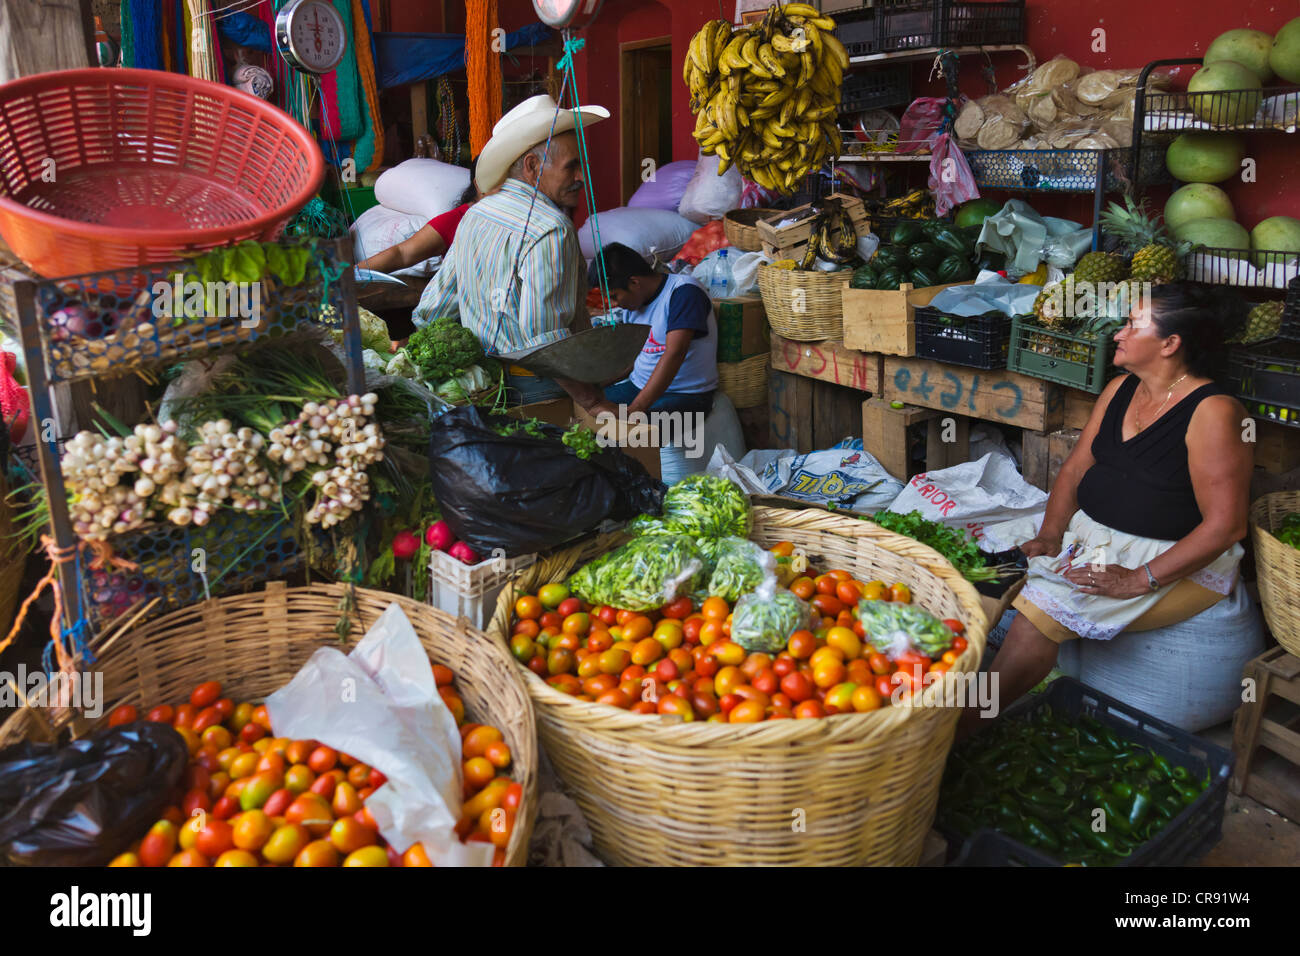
left=531, top=0, right=604, bottom=30
left=276, top=0, right=347, bottom=74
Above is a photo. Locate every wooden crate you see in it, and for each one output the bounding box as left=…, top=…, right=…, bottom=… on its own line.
left=1063, top=387, right=1097, bottom=430
left=1254, top=420, right=1300, bottom=475
left=770, top=370, right=866, bottom=453
left=756, top=193, right=869, bottom=262
left=861, top=398, right=971, bottom=482
left=841, top=281, right=972, bottom=357
left=1021, top=428, right=1082, bottom=492
left=769, top=333, right=882, bottom=393
left=881, top=356, right=1065, bottom=433
left=1230, top=646, right=1300, bottom=823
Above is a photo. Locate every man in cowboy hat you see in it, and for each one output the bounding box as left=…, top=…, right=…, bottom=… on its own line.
left=413, top=94, right=609, bottom=405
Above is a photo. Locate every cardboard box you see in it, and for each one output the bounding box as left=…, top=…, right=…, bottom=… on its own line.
left=505, top=397, right=573, bottom=428
left=841, top=281, right=972, bottom=357
left=573, top=406, right=662, bottom=480
left=714, top=295, right=769, bottom=363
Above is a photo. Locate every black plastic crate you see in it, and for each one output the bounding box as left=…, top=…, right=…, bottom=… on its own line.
left=840, top=67, right=912, bottom=113
left=834, top=6, right=878, bottom=58
left=1229, top=345, right=1300, bottom=429
left=1283, top=277, right=1300, bottom=342
left=950, top=828, right=1063, bottom=866
left=914, top=307, right=1011, bottom=369
left=941, top=0, right=1025, bottom=46
left=835, top=1, right=941, bottom=57
left=940, top=677, right=1233, bottom=867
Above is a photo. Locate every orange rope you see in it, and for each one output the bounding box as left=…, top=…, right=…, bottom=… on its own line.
left=353, top=0, right=386, bottom=175
left=467, top=0, right=502, bottom=156
left=0, top=535, right=76, bottom=667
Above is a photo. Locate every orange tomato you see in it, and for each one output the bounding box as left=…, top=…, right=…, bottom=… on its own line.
left=261, top=823, right=310, bottom=864
left=294, top=839, right=341, bottom=867
left=631, top=637, right=663, bottom=666
left=432, top=663, right=455, bottom=686
left=825, top=626, right=862, bottom=659
left=813, top=659, right=847, bottom=690
left=790, top=576, right=816, bottom=600
left=787, top=629, right=817, bottom=659
left=710, top=640, right=746, bottom=666
left=598, top=648, right=631, bottom=675
left=596, top=688, right=633, bottom=709
left=682, top=616, right=705, bottom=643
left=941, top=650, right=960, bottom=667
left=230, top=810, right=273, bottom=852
left=284, top=794, right=333, bottom=837
left=888, top=582, right=912, bottom=603
left=515, top=595, right=542, bottom=620
left=631, top=700, right=657, bottom=714
left=868, top=652, right=892, bottom=676
left=809, top=645, right=845, bottom=669
left=823, top=681, right=857, bottom=713
left=811, top=593, right=844, bottom=618
left=343, top=846, right=389, bottom=867
left=562, top=612, right=591, bottom=635
left=330, top=817, right=378, bottom=854
left=167, top=848, right=209, bottom=867
left=622, top=616, right=654, bottom=641
left=770, top=541, right=795, bottom=557
left=860, top=580, right=887, bottom=602
left=701, top=596, right=730, bottom=621
left=586, top=631, right=613, bottom=653
left=581, top=673, right=617, bottom=696
left=463, top=725, right=503, bottom=758
left=484, top=741, right=512, bottom=769
left=733, top=685, right=770, bottom=708
left=851, top=684, right=883, bottom=712
left=846, top=659, right=874, bottom=685
left=331, top=781, right=363, bottom=817
left=251, top=704, right=272, bottom=731
left=728, top=700, right=765, bottom=723
left=657, top=695, right=694, bottom=721
left=513, top=618, right=540, bottom=641
left=403, top=843, right=434, bottom=867
left=698, top=620, right=726, bottom=645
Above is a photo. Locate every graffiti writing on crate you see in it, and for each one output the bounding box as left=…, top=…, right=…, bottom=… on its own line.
left=892, top=366, right=1023, bottom=419
left=777, top=340, right=876, bottom=390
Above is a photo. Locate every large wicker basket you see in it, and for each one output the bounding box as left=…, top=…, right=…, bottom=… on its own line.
left=717, top=353, right=770, bottom=409
left=0, top=583, right=539, bottom=867
left=757, top=264, right=845, bottom=341
left=1250, top=491, right=1300, bottom=657
left=723, top=208, right=773, bottom=252
left=487, top=505, right=988, bottom=866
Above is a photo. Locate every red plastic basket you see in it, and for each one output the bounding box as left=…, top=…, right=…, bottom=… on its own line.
left=0, top=68, right=324, bottom=277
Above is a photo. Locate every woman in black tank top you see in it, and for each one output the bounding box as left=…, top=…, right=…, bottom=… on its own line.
left=959, top=283, right=1256, bottom=737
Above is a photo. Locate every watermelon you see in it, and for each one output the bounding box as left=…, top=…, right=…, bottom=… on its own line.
left=954, top=198, right=1002, bottom=230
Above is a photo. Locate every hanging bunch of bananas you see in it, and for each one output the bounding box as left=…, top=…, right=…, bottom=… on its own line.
left=685, top=4, right=848, bottom=195
left=798, top=197, right=859, bottom=270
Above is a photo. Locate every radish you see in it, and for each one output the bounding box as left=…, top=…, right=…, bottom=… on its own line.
left=448, top=540, right=479, bottom=565
left=425, top=520, right=455, bottom=551
left=392, top=530, right=420, bottom=560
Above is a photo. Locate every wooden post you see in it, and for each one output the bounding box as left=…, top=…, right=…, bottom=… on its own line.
left=411, top=82, right=429, bottom=147
left=1021, top=429, right=1050, bottom=491
left=0, top=0, right=94, bottom=82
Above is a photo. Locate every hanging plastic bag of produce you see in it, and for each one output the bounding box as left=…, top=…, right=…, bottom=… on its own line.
left=897, top=97, right=950, bottom=152
left=730, top=587, right=814, bottom=653
left=427, top=405, right=664, bottom=557
left=707, top=536, right=777, bottom=603
left=568, top=534, right=706, bottom=612
left=266, top=602, right=492, bottom=866
left=927, top=132, right=981, bottom=217
left=0, top=722, right=188, bottom=866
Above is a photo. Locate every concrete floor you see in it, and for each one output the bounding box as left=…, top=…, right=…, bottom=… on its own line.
left=1195, top=721, right=1300, bottom=867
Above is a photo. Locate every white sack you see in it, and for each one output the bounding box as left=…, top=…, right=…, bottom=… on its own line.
left=374, top=158, right=470, bottom=220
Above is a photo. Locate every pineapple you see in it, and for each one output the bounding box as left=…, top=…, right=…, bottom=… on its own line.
left=1231, top=301, right=1284, bottom=344
left=1072, top=250, right=1130, bottom=285
left=1099, top=196, right=1191, bottom=284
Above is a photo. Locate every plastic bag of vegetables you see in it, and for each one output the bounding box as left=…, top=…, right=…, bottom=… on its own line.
left=658, top=475, right=750, bottom=539
left=856, top=599, right=955, bottom=659
left=730, top=587, right=813, bottom=654
left=568, top=535, right=705, bottom=612
left=707, top=537, right=776, bottom=603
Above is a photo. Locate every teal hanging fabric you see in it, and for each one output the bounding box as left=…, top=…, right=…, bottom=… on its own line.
left=331, top=0, right=363, bottom=141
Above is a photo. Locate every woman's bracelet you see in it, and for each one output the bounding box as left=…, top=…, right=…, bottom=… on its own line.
left=1143, top=563, right=1160, bottom=591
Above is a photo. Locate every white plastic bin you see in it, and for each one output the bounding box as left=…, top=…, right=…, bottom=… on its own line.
left=428, top=548, right=537, bottom=629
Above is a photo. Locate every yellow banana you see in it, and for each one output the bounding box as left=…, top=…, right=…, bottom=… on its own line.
left=778, top=97, right=796, bottom=129
left=822, top=32, right=849, bottom=70
left=687, top=31, right=708, bottom=75
left=702, top=129, right=726, bottom=150
left=749, top=105, right=778, bottom=121
left=719, top=35, right=748, bottom=74
left=804, top=23, right=825, bottom=61
left=760, top=125, right=784, bottom=149
left=712, top=22, right=732, bottom=64
left=794, top=86, right=813, bottom=117
left=769, top=122, right=796, bottom=139
left=779, top=3, right=821, bottom=20
left=808, top=16, right=836, bottom=32
left=736, top=103, right=750, bottom=128
left=771, top=32, right=797, bottom=54
left=810, top=69, right=834, bottom=99
left=757, top=43, right=785, bottom=78
left=798, top=51, right=815, bottom=86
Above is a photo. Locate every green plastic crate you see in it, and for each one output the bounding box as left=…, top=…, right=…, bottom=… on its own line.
left=321, top=183, right=380, bottom=220
left=1007, top=314, right=1114, bottom=394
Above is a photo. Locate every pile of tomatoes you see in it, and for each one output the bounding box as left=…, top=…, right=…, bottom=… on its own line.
left=104, top=664, right=521, bottom=867
left=507, top=548, right=968, bottom=724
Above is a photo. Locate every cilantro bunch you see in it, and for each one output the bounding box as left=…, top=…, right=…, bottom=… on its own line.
left=867, top=510, right=1000, bottom=583
left=1277, top=513, right=1300, bottom=550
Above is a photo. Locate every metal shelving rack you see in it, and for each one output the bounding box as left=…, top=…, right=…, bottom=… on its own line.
left=6, top=237, right=366, bottom=635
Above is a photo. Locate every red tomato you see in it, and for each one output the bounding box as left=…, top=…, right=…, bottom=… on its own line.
left=779, top=671, right=814, bottom=703
left=793, top=700, right=825, bottom=719
left=557, top=597, right=582, bottom=618
left=107, top=704, right=138, bottom=727
left=875, top=675, right=895, bottom=700
left=951, top=635, right=968, bottom=654
left=836, top=581, right=862, bottom=607
left=212, top=698, right=234, bottom=720
left=772, top=654, right=797, bottom=678
left=660, top=596, right=693, bottom=620
left=192, top=706, right=223, bottom=733
left=691, top=691, right=719, bottom=718
left=894, top=649, right=932, bottom=672
left=655, top=659, right=679, bottom=683
left=810, top=594, right=844, bottom=618
left=146, top=705, right=174, bottom=724
left=752, top=668, right=778, bottom=696
left=596, top=605, right=618, bottom=625
left=239, top=722, right=265, bottom=744
left=212, top=795, right=239, bottom=820
left=190, top=681, right=222, bottom=709
left=943, top=618, right=965, bottom=635
left=180, top=788, right=210, bottom=817
left=172, top=704, right=197, bottom=729
left=718, top=693, right=740, bottom=714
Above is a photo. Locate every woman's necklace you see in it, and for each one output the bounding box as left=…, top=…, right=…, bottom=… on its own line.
left=1135, top=373, right=1190, bottom=432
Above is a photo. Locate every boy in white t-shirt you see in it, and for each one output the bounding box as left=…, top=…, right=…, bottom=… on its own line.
left=587, top=242, right=718, bottom=417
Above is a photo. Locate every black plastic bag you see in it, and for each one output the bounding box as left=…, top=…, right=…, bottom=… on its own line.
left=428, top=405, right=664, bottom=557
left=0, top=721, right=188, bottom=866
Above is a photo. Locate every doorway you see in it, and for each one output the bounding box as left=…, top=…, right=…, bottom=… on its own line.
left=620, top=38, right=673, bottom=205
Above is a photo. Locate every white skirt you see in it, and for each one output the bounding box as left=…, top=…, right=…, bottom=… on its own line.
left=1016, top=509, right=1243, bottom=642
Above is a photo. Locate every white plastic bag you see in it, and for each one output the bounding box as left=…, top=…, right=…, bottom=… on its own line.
left=374, top=158, right=470, bottom=220
left=707, top=445, right=792, bottom=495
left=678, top=150, right=743, bottom=224
left=265, top=603, right=492, bottom=866
left=886, top=452, right=1047, bottom=544
left=350, top=205, right=440, bottom=275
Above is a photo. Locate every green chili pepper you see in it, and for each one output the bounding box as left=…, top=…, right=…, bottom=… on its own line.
left=1098, top=798, right=1131, bottom=834
left=1048, top=775, right=1069, bottom=797
left=1077, top=745, right=1117, bottom=763
left=1084, top=784, right=1107, bottom=806
left=1068, top=817, right=1118, bottom=854
left=1171, top=780, right=1200, bottom=805
left=1122, top=753, right=1150, bottom=773
left=1152, top=754, right=1174, bottom=780
left=1172, top=765, right=1191, bottom=782
left=1112, top=781, right=1135, bottom=800
left=1023, top=817, right=1062, bottom=853
left=1128, top=789, right=1152, bottom=831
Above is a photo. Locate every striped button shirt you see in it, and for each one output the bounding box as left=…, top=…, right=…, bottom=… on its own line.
left=412, top=178, right=585, bottom=354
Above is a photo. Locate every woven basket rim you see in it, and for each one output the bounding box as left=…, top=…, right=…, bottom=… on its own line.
left=509, top=505, right=987, bottom=745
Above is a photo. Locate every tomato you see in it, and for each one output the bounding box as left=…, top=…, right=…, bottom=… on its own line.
left=263, top=787, right=295, bottom=818
left=690, top=690, right=719, bottom=718
left=714, top=665, right=743, bottom=697
left=711, top=640, right=746, bottom=666
left=482, top=742, right=511, bottom=771
left=546, top=648, right=575, bottom=676
left=190, top=706, right=221, bottom=733
left=212, top=698, right=234, bottom=721
left=294, top=839, right=341, bottom=867
left=657, top=695, right=694, bottom=721
left=630, top=637, right=663, bottom=666
left=653, top=622, right=684, bottom=652
left=537, top=583, right=568, bottom=609
left=515, top=595, right=542, bottom=620
left=698, top=620, right=725, bottom=645
left=172, top=703, right=197, bottom=729
left=307, top=745, right=337, bottom=775
left=951, top=635, right=968, bottom=654
left=284, top=794, right=333, bottom=837
left=586, top=631, right=613, bottom=653
left=694, top=597, right=724, bottom=621
left=811, top=593, right=844, bottom=618
left=809, top=645, right=844, bottom=669
left=590, top=605, right=614, bottom=626
left=167, top=848, right=209, bottom=867
left=732, top=685, right=770, bottom=708
left=772, top=653, right=797, bottom=678
left=556, top=597, right=582, bottom=618
left=526, top=655, right=548, bottom=678
left=230, top=810, right=273, bottom=851
left=512, top=618, right=540, bottom=642
left=941, top=650, right=960, bottom=667
left=694, top=652, right=719, bottom=678
left=875, top=675, right=895, bottom=700
left=728, top=700, right=765, bottom=723
left=888, top=582, right=912, bottom=604
left=107, top=703, right=138, bottom=727
left=145, top=704, right=174, bottom=724
left=621, top=616, right=653, bottom=642
left=594, top=688, right=630, bottom=709
left=403, top=843, right=434, bottom=867
left=630, top=700, right=656, bottom=714
left=790, top=576, right=816, bottom=600
left=668, top=647, right=694, bottom=674
left=893, top=668, right=924, bottom=696
left=825, top=626, right=862, bottom=659
left=660, top=596, right=693, bottom=619
left=239, top=722, right=265, bottom=744
left=770, top=541, right=795, bottom=557
left=342, top=845, right=388, bottom=867
left=654, top=658, right=679, bottom=684
left=682, top=616, right=705, bottom=644
left=780, top=671, right=814, bottom=703
left=181, top=788, right=211, bottom=817
left=835, top=581, right=862, bottom=606
left=866, top=652, right=892, bottom=676
left=752, top=667, right=778, bottom=696
left=895, top=649, right=932, bottom=672
left=851, top=684, right=883, bottom=713
left=739, top=653, right=771, bottom=680
left=211, top=795, right=239, bottom=820
left=561, top=612, right=590, bottom=636
left=190, top=681, right=222, bottom=709
left=597, top=648, right=630, bottom=675
left=860, top=580, right=887, bottom=602
left=332, top=781, right=363, bottom=816
left=329, top=816, right=379, bottom=854
left=823, top=682, right=856, bottom=713
left=787, top=629, right=817, bottom=660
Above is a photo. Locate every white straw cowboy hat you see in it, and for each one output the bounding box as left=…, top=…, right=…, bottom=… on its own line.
left=476, top=94, right=609, bottom=193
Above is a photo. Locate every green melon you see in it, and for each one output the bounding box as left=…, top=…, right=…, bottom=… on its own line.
left=1250, top=216, right=1300, bottom=268
left=1172, top=217, right=1251, bottom=257
left=1205, top=29, right=1275, bottom=84
left=1270, top=16, right=1300, bottom=84
left=953, top=198, right=1002, bottom=230
left=1164, top=183, right=1236, bottom=232
left=1165, top=132, right=1246, bottom=183
left=1187, top=60, right=1263, bottom=126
